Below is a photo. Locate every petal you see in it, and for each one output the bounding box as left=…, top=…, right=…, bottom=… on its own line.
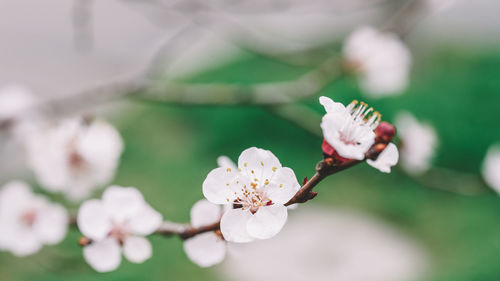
left=184, top=232, right=226, bottom=267
left=265, top=167, right=300, bottom=205
left=83, top=238, right=121, bottom=272
left=237, top=147, right=281, bottom=186
left=33, top=203, right=69, bottom=245
left=102, top=186, right=146, bottom=223
left=77, top=199, right=112, bottom=240
left=77, top=120, right=124, bottom=186
left=220, top=208, right=254, bottom=243
left=190, top=199, right=221, bottom=228
left=123, top=236, right=152, bottom=264
left=202, top=167, right=239, bottom=204
left=8, top=230, right=42, bottom=257
left=246, top=205, right=287, bottom=240
left=0, top=181, right=35, bottom=215
left=217, top=156, right=237, bottom=169
left=367, top=143, right=399, bottom=173
left=319, top=96, right=346, bottom=113
left=128, top=204, right=163, bottom=236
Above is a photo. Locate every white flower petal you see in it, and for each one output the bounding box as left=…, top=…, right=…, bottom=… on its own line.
left=202, top=167, right=239, bottom=204
left=482, top=145, right=500, bottom=193
left=123, top=236, right=152, bottom=264
left=395, top=112, right=438, bottom=174
left=319, top=96, right=346, bottom=114
left=220, top=208, right=254, bottom=243
left=184, top=232, right=226, bottom=267
left=102, top=186, right=146, bottom=223
left=128, top=204, right=163, bottom=236
left=246, top=205, right=288, bottom=240
left=190, top=199, right=221, bottom=228
left=33, top=203, right=69, bottom=245
left=0, top=181, right=35, bottom=215
left=83, top=238, right=122, bottom=272
left=265, top=167, right=300, bottom=205
left=217, top=156, right=237, bottom=169
left=321, top=112, right=375, bottom=160
left=8, top=230, right=42, bottom=257
left=367, top=143, right=399, bottom=173
left=237, top=147, right=282, bottom=184
left=77, top=199, right=112, bottom=240
left=76, top=120, right=123, bottom=186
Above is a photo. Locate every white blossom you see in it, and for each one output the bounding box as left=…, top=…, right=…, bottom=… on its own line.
left=343, top=26, right=412, bottom=97
left=218, top=155, right=299, bottom=210
left=367, top=143, right=399, bottom=173
left=482, top=145, right=500, bottom=194
left=0, top=181, right=68, bottom=257
left=26, top=118, right=124, bottom=201
left=203, top=147, right=300, bottom=243
left=184, top=199, right=226, bottom=267
left=395, top=112, right=438, bottom=174
left=0, top=84, right=40, bottom=139
left=77, top=186, right=162, bottom=272
left=320, top=96, right=380, bottom=160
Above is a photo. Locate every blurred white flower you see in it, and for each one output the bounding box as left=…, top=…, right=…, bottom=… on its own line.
left=217, top=155, right=238, bottom=170
left=184, top=199, right=226, bottom=267
left=395, top=112, right=438, bottom=174
left=26, top=118, right=124, bottom=201
left=343, top=26, right=411, bottom=97
left=77, top=186, right=162, bottom=272
left=367, top=143, right=399, bottom=173
left=320, top=96, right=380, bottom=160
left=203, top=147, right=300, bottom=243
left=0, top=181, right=68, bottom=257
left=0, top=84, right=40, bottom=139
left=222, top=207, right=428, bottom=281
left=482, top=145, right=500, bottom=193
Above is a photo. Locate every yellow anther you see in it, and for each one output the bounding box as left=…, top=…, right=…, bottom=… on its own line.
left=226, top=168, right=231, bottom=172
left=272, top=167, right=277, bottom=172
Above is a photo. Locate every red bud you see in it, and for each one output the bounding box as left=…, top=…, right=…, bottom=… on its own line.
left=375, top=122, right=396, bottom=143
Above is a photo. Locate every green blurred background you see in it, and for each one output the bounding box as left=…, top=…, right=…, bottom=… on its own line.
left=1, top=45, right=500, bottom=281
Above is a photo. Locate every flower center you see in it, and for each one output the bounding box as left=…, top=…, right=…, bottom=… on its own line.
left=234, top=183, right=272, bottom=213
left=20, top=210, right=37, bottom=227
left=339, top=100, right=380, bottom=145
left=108, top=225, right=129, bottom=244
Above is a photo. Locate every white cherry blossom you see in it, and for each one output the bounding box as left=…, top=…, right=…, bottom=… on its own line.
left=203, top=147, right=300, bottom=243
left=482, top=145, right=500, bottom=194
left=0, top=181, right=68, bottom=257
left=320, top=96, right=380, bottom=160
left=395, top=112, right=438, bottom=174
left=367, top=143, right=399, bottom=173
left=0, top=84, right=40, bottom=139
left=184, top=199, right=226, bottom=267
left=343, top=26, right=411, bottom=97
left=77, top=186, right=162, bottom=272
left=26, top=118, right=124, bottom=201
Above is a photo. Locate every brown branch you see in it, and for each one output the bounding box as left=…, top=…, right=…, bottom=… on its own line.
left=149, top=142, right=386, bottom=241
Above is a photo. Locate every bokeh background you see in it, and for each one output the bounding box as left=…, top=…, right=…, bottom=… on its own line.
left=1, top=0, right=500, bottom=280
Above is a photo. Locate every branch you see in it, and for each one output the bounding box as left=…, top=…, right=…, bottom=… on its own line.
left=153, top=141, right=386, bottom=240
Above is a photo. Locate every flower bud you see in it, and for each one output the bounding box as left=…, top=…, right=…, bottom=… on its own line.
left=375, top=122, right=396, bottom=144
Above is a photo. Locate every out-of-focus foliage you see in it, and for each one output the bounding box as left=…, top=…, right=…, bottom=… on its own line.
left=1, top=46, right=500, bottom=281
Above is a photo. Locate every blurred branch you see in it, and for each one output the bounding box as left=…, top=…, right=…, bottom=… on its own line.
left=138, top=55, right=342, bottom=105
left=72, top=0, right=94, bottom=53
left=405, top=166, right=492, bottom=196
